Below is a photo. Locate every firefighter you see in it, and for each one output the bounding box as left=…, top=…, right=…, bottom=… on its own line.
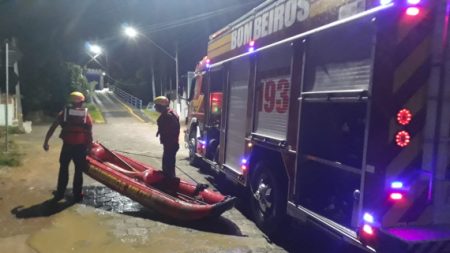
left=154, top=96, right=180, bottom=178
left=43, top=91, right=93, bottom=202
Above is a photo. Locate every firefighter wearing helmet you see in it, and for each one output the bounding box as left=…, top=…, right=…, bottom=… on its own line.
left=154, top=96, right=180, bottom=178
left=43, top=91, right=93, bottom=202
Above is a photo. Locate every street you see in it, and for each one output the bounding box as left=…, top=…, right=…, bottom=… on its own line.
left=0, top=91, right=367, bottom=253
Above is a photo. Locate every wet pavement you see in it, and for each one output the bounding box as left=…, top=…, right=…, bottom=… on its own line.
left=0, top=91, right=368, bottom=253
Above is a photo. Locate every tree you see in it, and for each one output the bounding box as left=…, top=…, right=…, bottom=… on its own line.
left=65, top=62, right=89, bottom=98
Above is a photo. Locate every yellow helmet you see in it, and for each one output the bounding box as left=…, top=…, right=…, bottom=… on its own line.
left=70, top=91, right=85, bottom=103
left=154, top=96, right=169, bottom=106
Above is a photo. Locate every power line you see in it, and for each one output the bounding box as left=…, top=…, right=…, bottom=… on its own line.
left=141, top=0, right=263, bottom=34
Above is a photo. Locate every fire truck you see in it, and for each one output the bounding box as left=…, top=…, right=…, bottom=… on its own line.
left=185, top=0, right=450, bottom=252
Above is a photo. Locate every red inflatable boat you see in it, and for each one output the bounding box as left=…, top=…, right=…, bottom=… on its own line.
left=86, top=142, right=235, bottom=220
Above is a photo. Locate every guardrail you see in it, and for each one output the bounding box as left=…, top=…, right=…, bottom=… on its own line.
left=111, top=86, right=143, bottom=110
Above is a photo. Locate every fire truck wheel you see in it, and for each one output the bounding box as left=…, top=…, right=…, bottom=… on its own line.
left=250, top=162, right=285, bottom=235
left=188, top=132, right=200, bottom=167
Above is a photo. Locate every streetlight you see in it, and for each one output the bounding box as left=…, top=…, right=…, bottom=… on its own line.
left=124, top=26, right=138, bottom=39
left=84, top=42, right=105, bottom=69
left=122, top=25, right=180, bottom=112
left=88, top=43, right=102, bottom=56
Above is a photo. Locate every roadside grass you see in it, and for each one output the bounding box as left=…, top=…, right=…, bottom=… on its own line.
left=143, top=109, right=160, bottom=122
left=0, top=127, right=24, bottom=167
left=87, top=103, right=105, bottom=124
left=0, top=142, right=22, bottom=167
left=0, top=126, right=25, bottom=135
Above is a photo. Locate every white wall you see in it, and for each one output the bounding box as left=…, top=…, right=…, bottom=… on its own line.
left=0, top=103, right=15, bottom=126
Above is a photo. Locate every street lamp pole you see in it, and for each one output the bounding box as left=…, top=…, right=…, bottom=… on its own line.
left=175, top=42, right=179, bottom=109
left=4, top=41, right=9, bottom=152
left=123, top=26, right=180, bottom=112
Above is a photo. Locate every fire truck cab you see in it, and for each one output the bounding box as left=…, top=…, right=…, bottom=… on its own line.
left=185, top=0, right=450, bottom=252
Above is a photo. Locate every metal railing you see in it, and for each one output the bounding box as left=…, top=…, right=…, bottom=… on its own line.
left=111, top=86, right=143, bottom=110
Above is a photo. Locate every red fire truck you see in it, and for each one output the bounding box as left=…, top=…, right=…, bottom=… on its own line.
left=185, top=0, right=450, bottom=252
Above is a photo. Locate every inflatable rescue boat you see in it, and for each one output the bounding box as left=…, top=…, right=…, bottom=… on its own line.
left=86, top=142, right=235, bottom=220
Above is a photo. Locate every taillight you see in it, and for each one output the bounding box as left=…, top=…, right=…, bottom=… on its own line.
left=395, top=131, right=411, bottom=147
left=397, top=109, right=412, bottom=125
left=395, top=108, right=412, bottom=148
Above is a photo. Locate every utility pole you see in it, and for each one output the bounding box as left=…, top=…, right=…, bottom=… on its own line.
left=151, top=64, right=156, bottom=101
left=175, top=42, right=180, bottom=114
left=4, top=41, right=9, bottom=152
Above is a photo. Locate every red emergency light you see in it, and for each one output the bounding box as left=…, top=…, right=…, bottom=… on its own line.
left=390, top=192, right=404, bottom=200
left=210, top=92, right=223, bottom=114
left=406, top=7, right=420, bottom=16
left=397, top=109, right=412, bottom=125
left=395, top=131, right=411, bottom=147
left=240, top=157, right=249, bottom=172
left=362, top=224, right=375, bottom=236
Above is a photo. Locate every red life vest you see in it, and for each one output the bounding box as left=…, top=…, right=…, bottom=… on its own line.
left=59, top=106, right=92, bottom=145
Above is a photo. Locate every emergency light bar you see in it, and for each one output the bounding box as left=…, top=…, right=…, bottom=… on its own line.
left=391, top=181, right=404, bottom=189
left=363, top=213, right=375, bottom=224
left=248, top=40, right=256, bottom=53
left=240, top=157, right=248, bottom=172
left=380, top=0, right=393, bottom=5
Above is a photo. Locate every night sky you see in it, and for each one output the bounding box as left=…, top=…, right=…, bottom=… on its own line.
left=0, top=0, right=265, bottom=101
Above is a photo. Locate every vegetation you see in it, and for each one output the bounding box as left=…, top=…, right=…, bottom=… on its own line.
left=0, top=126, right=25, bottom=135
left=0, top=128, right=23, bottom=167
left=143, top=109, right=160, bottom=122
left=87, top=103, right=105, bottom=124
left=0, top=142, right=22, bottom=167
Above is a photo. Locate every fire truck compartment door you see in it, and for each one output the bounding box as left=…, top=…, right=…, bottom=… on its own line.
left=224, top=56, right=250, bottom=174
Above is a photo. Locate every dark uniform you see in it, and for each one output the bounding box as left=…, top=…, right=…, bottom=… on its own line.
left=55, top=106, right=93, bottom=200
left=156, top=108, right=180, bottom=178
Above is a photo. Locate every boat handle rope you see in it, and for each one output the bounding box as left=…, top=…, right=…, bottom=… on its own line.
left=112, top=149, right=201, bottom=185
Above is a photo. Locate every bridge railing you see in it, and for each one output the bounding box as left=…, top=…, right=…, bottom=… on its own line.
left=110, top=86, right=142, bottom=110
